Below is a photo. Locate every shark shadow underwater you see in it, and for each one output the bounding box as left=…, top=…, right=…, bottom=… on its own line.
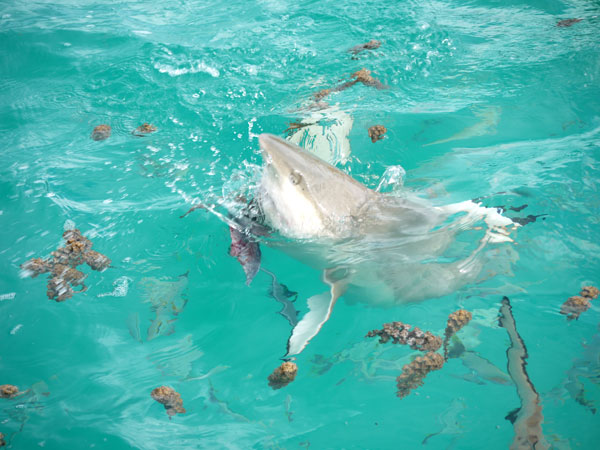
left=211, top=133, right=519, bottom=358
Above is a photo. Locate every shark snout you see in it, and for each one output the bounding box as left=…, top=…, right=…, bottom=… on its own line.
left=259, top=133, right=291, bottom=162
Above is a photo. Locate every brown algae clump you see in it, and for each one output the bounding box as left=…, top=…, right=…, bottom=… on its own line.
left=311, top=67, right=387, bottom=101
left=368, top=125, right=387, bottom=143
left=443, top=309, right=472, bottom=359
left=20, top=258, right=52, bottom=278
left=84, top=250, right=111, bottom=271
left=133, top=123, right=157, bottom=136
left=580, top=286, right=599, bottom=299
left=20, top=228, right=111, bottom=302
left=268, top=361, right=298, bottom=389
left=445, top=310, right=473, bottom=336
left=366, top=322, right=442, bottom=352
left=46, top=276, right=74, bottom=302
left=151, top=386, right=186, bottom=417
left=0, top=384, right=19, bottom=399
left=557, top=18, right=582, bottom=27
left=351, top=68, right=387, bottom=89
left=561, top=296, right=591, bottom=320
left=91, top=124, right=111, bottom=141
left=396, top=352, right=444, bottom=398
left=349, top=39, right=381, bottom=55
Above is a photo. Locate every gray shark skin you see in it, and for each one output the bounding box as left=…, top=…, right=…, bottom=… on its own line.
left=244, top=134, right=516, bottom=356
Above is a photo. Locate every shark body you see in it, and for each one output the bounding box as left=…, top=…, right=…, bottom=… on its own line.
left=243, top=133, right=517, bottom=356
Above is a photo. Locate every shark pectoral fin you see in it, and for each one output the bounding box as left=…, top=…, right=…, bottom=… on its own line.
left=285, top=271, right=347, bottom=357
left=505, top=407, right=520, bottom=424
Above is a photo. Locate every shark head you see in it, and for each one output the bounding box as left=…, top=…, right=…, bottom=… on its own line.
left=257, top=133, right=374, bottom=239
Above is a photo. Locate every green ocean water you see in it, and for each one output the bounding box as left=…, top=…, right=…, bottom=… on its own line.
left=1, top=0, right=600, bottom=448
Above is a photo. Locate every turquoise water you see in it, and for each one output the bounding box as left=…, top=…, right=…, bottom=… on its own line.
left=1, top=0, right=600, bottom=448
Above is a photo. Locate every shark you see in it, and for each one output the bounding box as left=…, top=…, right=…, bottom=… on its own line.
left=219, top=132, right=519, bottom=358
left=423, top=106, right=501, bottom=147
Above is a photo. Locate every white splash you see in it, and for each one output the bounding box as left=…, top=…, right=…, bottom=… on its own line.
left=154, top=61, right=220, bottom=78
left=376, top=165, right=407, bottom=192
left=97, top=277, right=132, bottom=298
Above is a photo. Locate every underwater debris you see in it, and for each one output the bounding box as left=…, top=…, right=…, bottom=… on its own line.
left=91, top=124, right=111, bottom=141
left=580, top=286, right=599, bottom=299
left=133, top=123, right=157, bottom=136
left=368, top=125, right=387, bottom=143
left=560, top=296, right=591, bottom=321
left=366, top=322, right=442, bottom=352
left=268, top=361, right=298, bottom=390
left=151, top=386, right=186, bottom=417
left=21, top=228, right=111, bottom=302
left=349, top=39, right=381, bottom=55
left=443, top=310, right=472, bottom=360
left=498, top=297, right=549, bottom=450
left=312, top=67, right=387, bottom=101
left=0, top=385, right=19, bottom=399
left=396, top=352, right=444, bottom=399
left=557, top=18, right=582, bottom=27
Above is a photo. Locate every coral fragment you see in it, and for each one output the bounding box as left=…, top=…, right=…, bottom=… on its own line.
left=84, top=250, right=111, bottom=271
left=151, top=386, right=186, bottom=416
left=443, top=310, right=472, bottom=359
left=20, top=258, right=52, bottom=278
left=21, top=228, right=110, bottom=302
left=366, top=322, right=442, bottom=352
left=368, top=125, right=387, bottom=143
left=396, top=352, right=444, bottom=398
left=268, top=361, right=298, bottom=389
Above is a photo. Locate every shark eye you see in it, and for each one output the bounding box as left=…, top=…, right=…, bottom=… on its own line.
left=289, top=171, right=302, bottom=185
